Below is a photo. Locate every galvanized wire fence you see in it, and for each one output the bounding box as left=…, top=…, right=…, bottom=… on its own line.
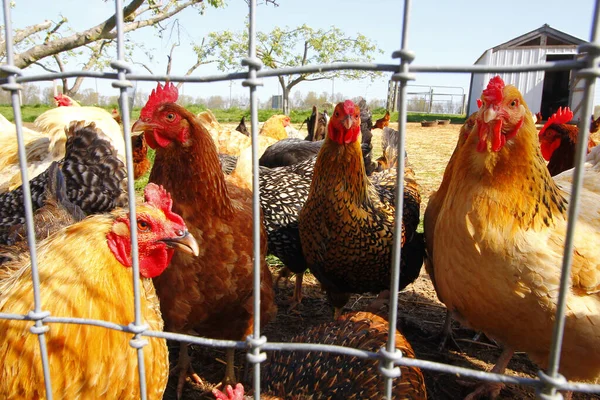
left=1, top=0, right=600, bottom=399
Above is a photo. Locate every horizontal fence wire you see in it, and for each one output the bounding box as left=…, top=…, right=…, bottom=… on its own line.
left=1, top=0, right=600, bottom=399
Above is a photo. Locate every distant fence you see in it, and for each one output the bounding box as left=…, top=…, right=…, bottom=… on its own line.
left=387, top=81, right=466, bottom=115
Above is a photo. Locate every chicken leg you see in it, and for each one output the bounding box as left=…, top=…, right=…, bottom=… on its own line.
left=223, top=348, right=237, bottom=387
left=175, top=342, right=203, bottom=400
left=463, top=346, right=514, bottom=400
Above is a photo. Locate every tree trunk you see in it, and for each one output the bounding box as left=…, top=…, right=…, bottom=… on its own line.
left=282, top=87, right=290, bottom=115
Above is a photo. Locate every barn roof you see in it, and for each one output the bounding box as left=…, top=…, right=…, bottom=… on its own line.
left=474, top=24, right=586, bottom=64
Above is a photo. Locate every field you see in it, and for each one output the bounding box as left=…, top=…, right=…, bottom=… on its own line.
left=162, top=121, right=598, bottom=400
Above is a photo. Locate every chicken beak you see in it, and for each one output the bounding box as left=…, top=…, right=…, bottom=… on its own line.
left=342, top=115, right=354, bottom=130
left=131, top=119, right=158, bottom=134
left=161, top=231, right=200, bottom=256
left=483, top=107, right=498, bottom=123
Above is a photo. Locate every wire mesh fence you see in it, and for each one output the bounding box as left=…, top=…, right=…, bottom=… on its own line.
left=1, top=0, right=600, bottom=399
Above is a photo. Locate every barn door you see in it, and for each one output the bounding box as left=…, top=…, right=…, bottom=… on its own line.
left=569, top=52, right=588, bottom=121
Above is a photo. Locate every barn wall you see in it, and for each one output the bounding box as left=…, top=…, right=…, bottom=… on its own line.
left=468, top=48, right=547, bottom=117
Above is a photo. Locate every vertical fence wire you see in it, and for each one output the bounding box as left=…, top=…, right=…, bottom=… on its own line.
left=2, top=0, right=600, bottom=399
left=1, top=0, right=53, bottom=398
left=111, top=1, right=149, bottom=398
left=540, top=1, right=600, bottom=397
left=380, top=0, right=415, bottom=398
left=241, top=0, right=267, bottom=397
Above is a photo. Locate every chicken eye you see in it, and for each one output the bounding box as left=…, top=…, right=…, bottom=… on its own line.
left=165, top=113, right=175, bottom=121
left=510, top=100, right=518, bottom=107
left=137, top=220, right=151, bottom=232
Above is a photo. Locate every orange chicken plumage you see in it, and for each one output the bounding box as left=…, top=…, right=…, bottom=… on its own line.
left=0, top=183, right=199, bottom=400
left=132, top=83, right=277, bottom=398
left=432, top=76, right=600, bottom=397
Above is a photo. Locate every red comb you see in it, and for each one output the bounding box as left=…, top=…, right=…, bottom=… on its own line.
left=140, top=82, right=179, bottom=119
left=539, top=106, right=574, bottom=137
left=54, top=94, right=71, bottom=107
left=343, top=100, right=356, bottom=115
left=481, top=76, right=505, bottom=105
left=143, top=183, right=184, bottom=226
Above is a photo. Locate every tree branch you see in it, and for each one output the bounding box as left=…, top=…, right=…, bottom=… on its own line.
left=12, top=0, right=203, bottom=70
left=0, top=20, right=52, bottom=58
left=67, top=40, right=111, bottom=96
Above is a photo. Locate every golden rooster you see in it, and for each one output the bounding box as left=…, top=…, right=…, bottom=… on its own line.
left=298, top=100, right=423, bottom=318
left=0, top=183, right=199, bottom=400
left=132, top=83, right=277, bottom=398
left=431, top=76, right=600, bottom=398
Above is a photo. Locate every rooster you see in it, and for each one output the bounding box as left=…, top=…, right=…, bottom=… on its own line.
left=538, top=106, right=599, bottom=176
left=131, top=82, right=277, bottom=397
left=0, top=121, right=127, bottom=245
left=298, top=100, right=423, bottom=318
left=431, top=76, right=600, bottom=399
left=0, top=183, right=199, bottom=400
left=213, top=311, right=427, bottom=400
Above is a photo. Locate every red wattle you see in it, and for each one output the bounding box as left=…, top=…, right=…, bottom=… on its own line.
left=491, top=119, right=504, bottom=152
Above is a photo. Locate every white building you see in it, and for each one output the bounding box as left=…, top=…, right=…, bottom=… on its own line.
left=467, top=24, right=598, bottom=121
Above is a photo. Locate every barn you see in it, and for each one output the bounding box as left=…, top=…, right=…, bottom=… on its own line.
left=466, top=24, right=598, bottom=120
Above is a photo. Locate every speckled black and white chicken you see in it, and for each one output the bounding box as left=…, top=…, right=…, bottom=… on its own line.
left=213, top=311, right=427, bottom=400
left=0, top=121, right=127, bottom=245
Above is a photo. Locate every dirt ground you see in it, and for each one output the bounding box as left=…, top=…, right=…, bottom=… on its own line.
left=159, top=121, right=600, bottom=400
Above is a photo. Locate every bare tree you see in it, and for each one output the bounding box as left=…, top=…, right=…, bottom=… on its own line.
left=0, top=0, right=226, bottom=96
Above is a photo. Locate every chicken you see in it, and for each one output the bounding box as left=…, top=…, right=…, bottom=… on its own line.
left=259, top=138, right=323, bottom=168
left=260, top=114, right=290, bottom=141
left=0, top=98, right=126, bottom=192
left=0, top=162, right=85, bottom=264
left=423, top=113, right=477, bottom=348
left=431, top=76, right=600, bottom=398
left=131, top=82, right=277, bottom=397
left=298, top=100, right=424, bottom=318
left=0, top=183, right=199, bottom=400
left=235, top=115, right=249, bottom=136
left=373, top=110, right=391, bottom=130
left=197, top=110, right=277, bottom=157
left=535, top=112, right=543, bottom=124
left=132, top=133, right=151, bottom=180
left=53, top=93, right=81, bottom=107
left=538, top=106, right=599, bottom=176
left=111, top=107, right=122, bottom=124
left=258, top=157, right=314, bottom=307
left=304, top=105, right=329, bottom=141
left=213, top=311, right=427, bottom=400
left=376, top=126, right=409, bottom=171
left=0, top=121, right=127, bottom=245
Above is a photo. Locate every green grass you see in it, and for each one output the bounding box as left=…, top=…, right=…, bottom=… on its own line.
left=0, top=104, right=464, bottom=126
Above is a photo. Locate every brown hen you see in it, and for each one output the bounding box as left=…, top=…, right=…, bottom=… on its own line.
left=132, top=82, right=277, bottom=398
